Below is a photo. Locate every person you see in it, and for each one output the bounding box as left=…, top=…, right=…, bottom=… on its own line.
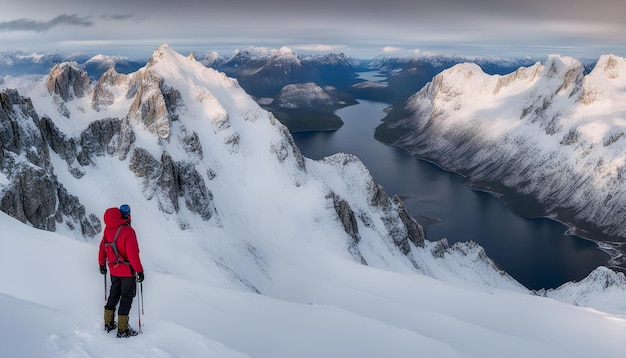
left=98, top=204, right=145, bottom=338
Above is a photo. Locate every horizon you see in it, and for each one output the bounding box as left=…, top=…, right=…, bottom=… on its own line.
left=0, top=43, right=615, bottom=63
left=1, top=0, right=625, bottom=60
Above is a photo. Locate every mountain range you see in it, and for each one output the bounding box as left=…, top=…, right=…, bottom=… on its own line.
left=1, top=48, right=553, bottom=132
left=1, top=45, right=625, bottom=357
left=376, top=54, right=626, bottom=271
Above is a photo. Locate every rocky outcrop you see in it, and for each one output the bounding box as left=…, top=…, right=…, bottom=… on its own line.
left=329, top=191, right=360, bottom=244
left=392, top=195, right=425, bottom=249
left=92, top=68, right=129, bottom=111
left=46, top=62, right=91, bottom=101
left=0, top=89, right=100, bottom=237
left=322, top=153, right=426, bottom=259
left=129, top=147, right=217, bottom=225
left=126, top=69, right=182, bottom=138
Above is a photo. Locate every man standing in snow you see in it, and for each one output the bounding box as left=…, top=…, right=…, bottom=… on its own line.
left=98, top=204, right=145, bottom=338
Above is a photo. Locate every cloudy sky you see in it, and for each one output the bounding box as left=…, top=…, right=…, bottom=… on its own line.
left=1, top=0, right=625, bottom=59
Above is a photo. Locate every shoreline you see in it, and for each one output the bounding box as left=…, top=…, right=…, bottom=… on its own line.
left=384, top=141, right=624, bottom=273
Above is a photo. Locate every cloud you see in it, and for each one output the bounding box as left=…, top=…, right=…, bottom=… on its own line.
left=0, top=14, right=92, bottom=33
left=382, top=46, right=403, bottom=53
left=291, top=44, right=349, bottom=53
left=100, top=14, right=135, bottom=21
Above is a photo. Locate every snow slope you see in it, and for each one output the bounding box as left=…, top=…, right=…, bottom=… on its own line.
left=2, top=209, right=626, bottom=358
left=1, top=45, right=626, bottom=357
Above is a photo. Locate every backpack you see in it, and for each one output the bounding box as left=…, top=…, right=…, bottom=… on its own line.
left=104, top=224, right=131, bottom=267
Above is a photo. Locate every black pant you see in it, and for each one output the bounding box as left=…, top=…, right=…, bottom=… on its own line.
left=105, top=275, right=136, bottom=315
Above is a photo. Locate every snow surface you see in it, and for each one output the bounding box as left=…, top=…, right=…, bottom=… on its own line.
left=1, top=45, right=626, bottom=357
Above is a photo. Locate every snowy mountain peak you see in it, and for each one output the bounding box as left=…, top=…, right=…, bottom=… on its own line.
left=378, top=53, right=626, bottom=250
left=146, top=43, right=178, bottom=67
left=276, top=46, right=296, bottom=57
left=592, top=54, right=625, bottom=79
left=46, top=61, right=91, bottom=102
left=85, top=54, right=128, bottom=68
left=270, top=46, right=300, bottom=65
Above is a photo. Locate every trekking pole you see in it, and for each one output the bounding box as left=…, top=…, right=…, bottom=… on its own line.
left=104, top=274, right=108, bottom=302
left=137, top=281, right=143, bottom=334
left=140, top=282, right=144, bottom=315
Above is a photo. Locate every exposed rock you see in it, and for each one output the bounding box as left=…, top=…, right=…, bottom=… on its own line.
left=92, top=68, right=129, bottom=111
left=78, top=117, right=135, bottom=164
left=329, top=191, right=360, bottom=245
left=430, top=238, right=449, bottom=258
left=46, top=62, right=91, bottom=101
left=129, top=147, right=216, bottom=222
left=392, top=195, right=425, bottom=248
left=178, top=126, right=203, bottom=161
left=178, top=163, right=214, bottom=221
left=0, top=89, right=100, bottom=237
left=1, top=167, right=57, bottom=231
left=126, top=69, right=182, bottom=138
left=39, top=116, right=75, bottom=161
left=0, top=89, right=48, bottom=168
left=56, top=184, right=102, bottom=237
left=271, top=124, right=306, bottom=171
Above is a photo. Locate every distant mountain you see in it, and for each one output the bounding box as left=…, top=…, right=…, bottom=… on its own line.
left=0, top=49, right=553, bottom=133
left=375, top=54, right=626, bottom=270
left=262, top=82, right=358, bottom=132
left=353, top=55, right=540, bottom=103
left=214, top=47, right=362, bottom=96
left=215, top=47, right=321, bottom=97
left=83, top=54, right=146, bottom=78
left=271, top=82, right=357, bottom=110
left=0, top=52, right=88, bottom=76
left=0, top=51, right=146, bottom=79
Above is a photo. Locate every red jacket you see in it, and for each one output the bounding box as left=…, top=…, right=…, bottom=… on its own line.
left=98, top=207, right=144, bottom=277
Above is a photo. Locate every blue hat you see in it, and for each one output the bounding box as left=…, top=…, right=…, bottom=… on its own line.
left=120, top=204, right=131, bottom=218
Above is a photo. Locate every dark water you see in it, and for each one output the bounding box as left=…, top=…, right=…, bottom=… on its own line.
left=292, top=99, right=610, bottom=290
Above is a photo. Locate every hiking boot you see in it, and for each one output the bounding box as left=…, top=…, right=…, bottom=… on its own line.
left=116, top=314, right=139, bottom=338
left=104, top=321, right=117, bottom=332
left=104, top=309, right=116, bottom=332
left=116, top=327, right=139, bottom=338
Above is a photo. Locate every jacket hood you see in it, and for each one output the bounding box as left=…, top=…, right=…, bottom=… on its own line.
left=104, top=207, right=130, bottom=228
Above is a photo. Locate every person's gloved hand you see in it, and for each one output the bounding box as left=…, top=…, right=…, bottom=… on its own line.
left=99, top=265, right=107, bottom=275
left=136, top=271, right=144, bottom=283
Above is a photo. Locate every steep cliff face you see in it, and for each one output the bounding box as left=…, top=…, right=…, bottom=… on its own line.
left=0, top=89, right=100, bottom=237
left=376, top=54, right=626, bottom=263
left=46, top=62, right=91, bottom=102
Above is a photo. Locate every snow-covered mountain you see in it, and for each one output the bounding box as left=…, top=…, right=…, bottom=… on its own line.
left=0, top=51, right=145, bottom=78
left=375, top=54, right=626, bottom=268
left=271, top=82, right=357, bottom=110
left=215, top=47, right=360, bottom=98
left=356, top=54, right=541, bottom=102
left=1, top=45, right=626, bottom=357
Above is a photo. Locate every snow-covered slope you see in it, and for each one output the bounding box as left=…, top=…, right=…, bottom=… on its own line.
left=1, top=45, right=626, bottom=357
left=2, top=209, right=626, bottom=357
left=376, top=54, right=626, bottom=266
